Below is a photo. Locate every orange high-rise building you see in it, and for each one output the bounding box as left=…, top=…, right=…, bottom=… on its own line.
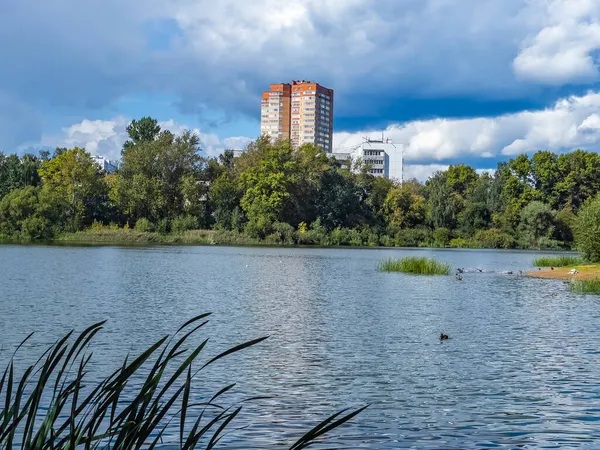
left=260, top=80, right=334, bottom=152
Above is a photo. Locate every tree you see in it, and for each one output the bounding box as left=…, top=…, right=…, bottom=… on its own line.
left=530, top=151, right=560, bottom=205
left=0, top=153, right=42, bottom=199
left=0, top=186, right=53, bottom=239
left=555, top=150, right=600, bottom=210
left=314, top=169, right=366, bottom=230
left=446, top=164, right=478, bottom=195
left=115, top=123, right=204, bottom=223
left=573, top=194, right=600, bottom=262
left=123, top=117, right=161, bottom=150
left=281, top=143, right=331, bottom=227
left=382, top=181, right=426, bottom=231
left=459, top=174, right=492, bottom=236
left=38, top=148, right=109, bottom=230
left=238, top=139, right=296, bottom=236
left=427, top=172, right=462, bottom=230
left=518, top=201, right=555, bottom=249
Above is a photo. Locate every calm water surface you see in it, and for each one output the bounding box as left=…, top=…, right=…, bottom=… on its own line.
left=1, top=245, right=599, bottom=448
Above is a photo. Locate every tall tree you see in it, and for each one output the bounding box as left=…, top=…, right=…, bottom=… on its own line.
left=38, top=147, right=108, bottom=230
left=123, top=117, right=162, bottom=151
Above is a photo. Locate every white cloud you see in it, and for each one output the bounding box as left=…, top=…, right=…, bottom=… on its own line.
left=334, top=90, right=600, bottom=161
left=404, top=164, right=449, bottom=182
left=513, top=0, right=600, bottom=84
left=41, top=117, right=252, bottom=161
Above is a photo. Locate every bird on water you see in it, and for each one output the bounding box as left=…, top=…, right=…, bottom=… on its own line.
left=440, top=333, right=449, bottom=341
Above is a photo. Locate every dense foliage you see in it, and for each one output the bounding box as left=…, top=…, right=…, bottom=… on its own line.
left=3, top=117, right=600, bottom=252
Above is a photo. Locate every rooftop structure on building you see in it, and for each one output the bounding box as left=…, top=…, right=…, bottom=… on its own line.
left=91, top=155, right=118, bottom=174
left=260, top=80, right=334, bottom=152
left=333, top=137, right=403, bottom=182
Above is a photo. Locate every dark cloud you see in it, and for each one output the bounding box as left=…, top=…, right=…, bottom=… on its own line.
left=2, top=0, right=600, bottom=152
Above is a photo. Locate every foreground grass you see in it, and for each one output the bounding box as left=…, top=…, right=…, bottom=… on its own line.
left=570, top=278, right=600, bottom=295
left=0, top=314, right=365, bottom=449
left=532, top=255, right=582, bottom=267
left=379, top=256, right=451, bottom=275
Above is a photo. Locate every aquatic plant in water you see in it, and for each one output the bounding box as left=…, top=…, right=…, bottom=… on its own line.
left=0, top=313, right=366, bottom=449
left=378, top=256, right=451, bottom=275
left=570, top=279, right=600, bottom=295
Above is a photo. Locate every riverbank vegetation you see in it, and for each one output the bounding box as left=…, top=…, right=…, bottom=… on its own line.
left=4, top=117, right=600, bottom=252
left=570, top=279, right=600, bottom=295
left=379, top=257, right=451, bottom=275
left=0, top=314, right=365, bottom=448
left=532, top=255, right=582, bottom=267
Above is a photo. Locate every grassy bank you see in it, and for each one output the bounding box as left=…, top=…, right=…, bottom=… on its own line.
left=57, top=228, right=263, bottom=246
left=570, top=279, right=600, bottom=295
left=532, top=255, right=582, bottom=267
left=379, top=256, right=451, bottom=275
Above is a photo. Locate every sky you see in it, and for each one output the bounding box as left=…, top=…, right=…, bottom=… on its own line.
left=2, top=0, right=600, bottom=180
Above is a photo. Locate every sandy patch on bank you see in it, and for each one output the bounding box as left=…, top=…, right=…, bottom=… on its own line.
left=527, top=265, right=600, bottom=280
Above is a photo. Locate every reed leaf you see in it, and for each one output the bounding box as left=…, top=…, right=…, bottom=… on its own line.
left=0, top=314, right=365, bottom=449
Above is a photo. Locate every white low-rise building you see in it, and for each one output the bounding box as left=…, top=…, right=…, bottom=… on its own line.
left=91, top=155, right=118, bottom=174
left=333, top=138, right=403, bottom=182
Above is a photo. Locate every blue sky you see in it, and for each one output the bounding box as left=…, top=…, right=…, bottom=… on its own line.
left=2, top=0, right=600, bottom=180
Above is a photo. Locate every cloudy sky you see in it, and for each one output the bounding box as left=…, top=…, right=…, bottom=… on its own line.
left=3, top=0, right=600, bottom=180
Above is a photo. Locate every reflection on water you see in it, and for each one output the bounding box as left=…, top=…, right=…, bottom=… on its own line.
left=1, top=245, right=599, bottom=448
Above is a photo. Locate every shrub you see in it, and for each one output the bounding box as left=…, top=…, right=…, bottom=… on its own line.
left=347, top=228, right=363, bottom=246
left=0, top=315, right=366, bottom=449
left=360, top=227, right=380, bottom=247
left=330, top=227, right=352, bottom=246
left=532, top=255, right=582, bottom=267
left=379, top=256, right=451, bottom=275
left=171, top=215, right=199, bottom=233
left=134, top=217, right=154, bottom=232
left=473, top=228, right=515, bottom=249
left=449, top=237, right=473, bottom=248
left=537, top=237, right=564, bottom=250
left=295, top=219, right=328, bottom=245
left=433, top=228, right=451, bottom=247
left=155, top=217, right=170, bottom=234
left=570, top=279, right=600, bottom=295
left=393, top=228, right=432, bottom=247
left=269, top=221, right=295, bottom=245
left=574, top=194, right=600, bottom=262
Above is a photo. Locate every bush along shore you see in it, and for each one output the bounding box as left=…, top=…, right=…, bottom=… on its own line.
left=4, top=117, right=600, bottom=251
left=0, top=314, right=367, bottom=449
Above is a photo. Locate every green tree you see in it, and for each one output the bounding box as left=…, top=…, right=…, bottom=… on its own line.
left=123, top=117, right=161, bottom=150
left=518, top=201, right=555, bottom=249
left=115, top=121, right=203, bottom=223
left=573, top=194, right=600, bottom=262
left=38, top=148, right=109, bottom=230
left=446, top=164, right=478, bottom=195
left=382, top=181, right=426, bottom=231
left=530, top=151, right=560, bottom=205
left=459, top=173, right=492, bottom=236
left=238, top=139, right=296, bottom=236
left=555, top=150, right=600, bottom=210
left=427, top=172, right=462, bottom=230
left=0, top=153, right=42, bottom=199
left=0, top=186, right=53, bottom=239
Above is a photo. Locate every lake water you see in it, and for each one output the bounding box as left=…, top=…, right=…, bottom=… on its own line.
left=1, top=244, right=599, bottom=449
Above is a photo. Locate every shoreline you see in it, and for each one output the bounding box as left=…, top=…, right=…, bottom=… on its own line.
left=0, top=228, right=583, bottom=252
left=527, top=265, right=600, bottom=280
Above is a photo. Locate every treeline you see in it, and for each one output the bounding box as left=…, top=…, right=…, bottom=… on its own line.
left=2, top=117, right=600, bottom=250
